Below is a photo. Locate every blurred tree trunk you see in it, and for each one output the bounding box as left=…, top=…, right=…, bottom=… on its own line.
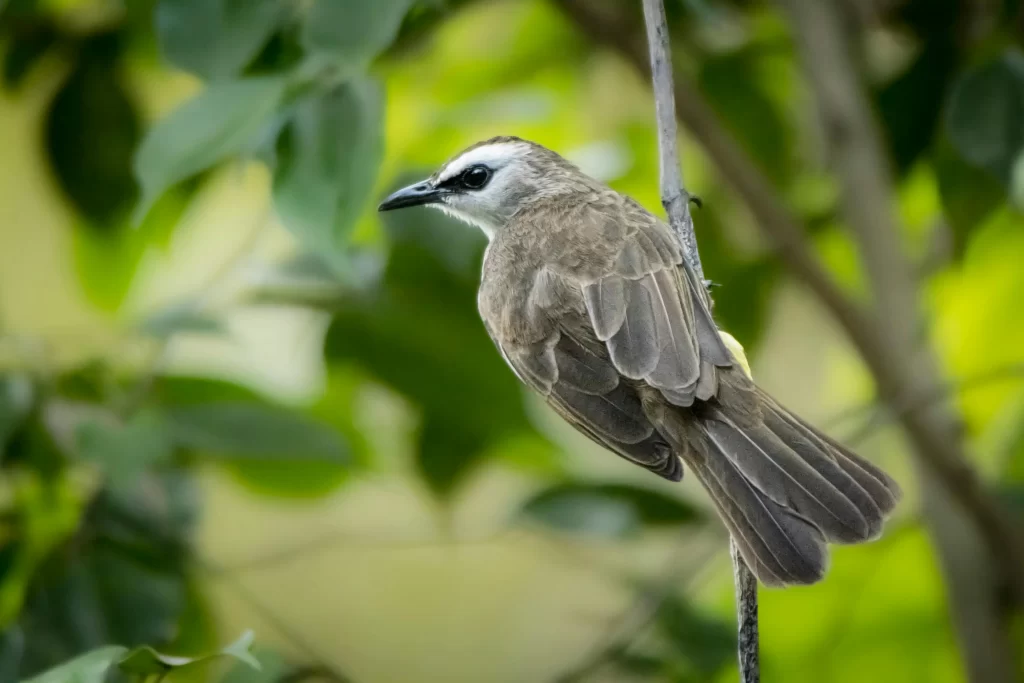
left=551, top=0, right=1024, bottom=680
left=774, top=1, right=1021, bottom=680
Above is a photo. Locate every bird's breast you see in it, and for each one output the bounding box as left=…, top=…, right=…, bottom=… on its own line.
left=479, top=239, right=575, bottom=347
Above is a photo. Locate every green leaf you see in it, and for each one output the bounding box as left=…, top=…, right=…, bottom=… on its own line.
left=519, top=483, right=704, bottom=538
left=72, top=178, right=200, bottom=312
left=220, top=646, right=291, bottom=683
left=134, top=76, right=288, bottom=222
left=16, top=476, right=194, bottom=676
left=698, top=47, right=791, bottom=187
left=75, top=410, right=173, bottom=490
left=153, top=377, right=354, bottom=497
left=0, top=627, right=24, bottom=683
left=934, top=140, right=1006, bottom=257
left=118, top=630, right=259, bottom=677
left=45, top=30, right=141, bottom=229
left=609, top=651, right=666, bottom=677
left=945, top=49, right=1024, bottom=184
left=656, top=594, right=735, bottom=676
left=324, top=229, right=538, bottom=496
left=23, top=646, right=127, bottom=683
left=220, top=630, right=259, bottom=669
left=2, top=18, right=58, bottom=89
left=138, top=303, right=225, bottom=339
left=875, top=36, right=958, bottom=176
left=302, top=0, right=414, bottom=66
left=167, top=402, right=348, bottom=462
left=273, top=79, right=384, bottom=269
left=156, top=0, right=283, bottom=81
left=0, top=375, right=33, bottom=454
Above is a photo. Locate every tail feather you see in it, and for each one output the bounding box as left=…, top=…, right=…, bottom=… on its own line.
left=704, top=412, right=871, bottom=543
left=672, top=386, right=900, bottom=587
left=761, top=393, right=900, bottom=517
left=689, top=453, right=827, bottom=586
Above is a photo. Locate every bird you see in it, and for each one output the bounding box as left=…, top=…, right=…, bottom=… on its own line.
left=378, top=135, right=900, bottom=586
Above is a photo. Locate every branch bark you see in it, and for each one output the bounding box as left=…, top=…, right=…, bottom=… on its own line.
left=640, top=1, right=758, bottom=681
left=551, top=0, right=1024, bottom=679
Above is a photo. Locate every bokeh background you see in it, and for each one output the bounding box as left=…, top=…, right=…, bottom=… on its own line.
left=1, top=0, right=1023, bottom=682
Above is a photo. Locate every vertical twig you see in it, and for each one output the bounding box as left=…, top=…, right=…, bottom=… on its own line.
left=640, top=0, right=704, bottom=284
left=640, top=1, right=759, bottom=681
left=730, top=541, right=760, bottom=683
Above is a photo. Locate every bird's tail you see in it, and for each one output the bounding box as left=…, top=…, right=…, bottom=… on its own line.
left=683, top=387, right=900, bottom=587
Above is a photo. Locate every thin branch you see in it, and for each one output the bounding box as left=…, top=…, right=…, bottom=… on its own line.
left=639, top=1, right=758, bottom=681
left=729, top=541, right=759, bottom=683
left=641, top=0, right=703, bottom=282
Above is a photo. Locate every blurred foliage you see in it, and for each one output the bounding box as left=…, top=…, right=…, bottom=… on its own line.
left=0, top=0, right=1021, bottom=681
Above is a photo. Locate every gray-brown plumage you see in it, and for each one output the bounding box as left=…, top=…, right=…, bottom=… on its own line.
left=379, top=136, right=900, bottom=586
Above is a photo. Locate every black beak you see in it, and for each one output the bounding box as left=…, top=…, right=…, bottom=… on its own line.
left=378, top=180, right=443, bottom=212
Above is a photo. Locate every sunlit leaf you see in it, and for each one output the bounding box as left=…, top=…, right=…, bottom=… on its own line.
left=133, top=76, right=288, bottom=222
left=167, top=402, right=348, bottom=462
left=72, top=178, right=200, bottom=312
left=302, top=0, right=415, bottom=67
left=156, top=0, right=283, bottom=80
left=273, top=79, right=384, bottom=269
left=945, top=49, right=1024, bottom=184
left=519, top=482, right=704, bottom=538
left=22, top=646, right=127, bottom=683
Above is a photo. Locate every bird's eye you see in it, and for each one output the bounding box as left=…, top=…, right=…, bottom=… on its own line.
left=461, top=165, right=491, bottom=190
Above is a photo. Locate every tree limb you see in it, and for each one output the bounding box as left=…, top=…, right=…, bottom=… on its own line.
left=640, top=1, right=759, bottom=680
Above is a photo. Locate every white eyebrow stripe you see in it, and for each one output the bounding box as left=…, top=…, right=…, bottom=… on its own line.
left=436, top=142, right=532, bottom=183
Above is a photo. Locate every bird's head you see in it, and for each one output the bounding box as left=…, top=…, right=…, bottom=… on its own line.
left=377, top=136, right=590, bottom=238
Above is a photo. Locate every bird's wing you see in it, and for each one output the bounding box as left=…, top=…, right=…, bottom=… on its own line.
left=575, top=199, right=734, bottom=406
left=480, top=197, right=732, bottom=480
left=482, top=278, right=683, bottom=480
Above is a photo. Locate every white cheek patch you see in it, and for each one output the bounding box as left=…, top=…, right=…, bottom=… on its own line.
left=437, top=142, right=532, bottom=184
left=432, top=199, right=496, bottom=240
